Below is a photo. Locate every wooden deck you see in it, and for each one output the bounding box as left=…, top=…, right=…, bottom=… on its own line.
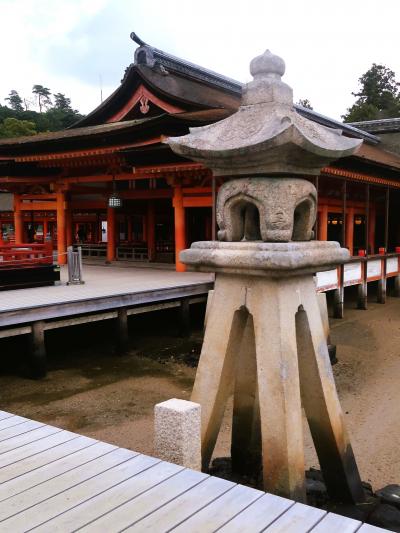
left=0, top=265, right=213, bottom=331
left=0, top=410, right=388, bottom=532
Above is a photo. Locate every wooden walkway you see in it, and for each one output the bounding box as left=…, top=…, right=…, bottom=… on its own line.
left=0, top=265, right=213, bottom=329
left=0, top=410, right=388, bottom=532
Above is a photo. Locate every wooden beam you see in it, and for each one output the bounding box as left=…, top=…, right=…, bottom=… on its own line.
left=20, top=202, right=57, bottom=211
left=107, top=84, right=183, bottom=122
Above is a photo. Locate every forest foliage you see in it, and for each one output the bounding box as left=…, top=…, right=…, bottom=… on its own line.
left=0, top=86, right=84, bottom=138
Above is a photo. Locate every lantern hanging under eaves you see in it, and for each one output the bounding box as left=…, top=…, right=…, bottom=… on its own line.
left=108, top=176, right=123, bottom=208
left=108, top=192, right=122, bottom=208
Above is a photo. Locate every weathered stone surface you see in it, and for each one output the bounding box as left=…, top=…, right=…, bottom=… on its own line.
left=154, top=398, right=201, bottom=470
left=376, top=485, right=400, bottom=509
left=181, top=240, right=350, bottom=277
left=369, top=503, right=400, bottom=531
left=217, top=177, right=316, bottom=242
left=166, top=50, right=362, bottom=176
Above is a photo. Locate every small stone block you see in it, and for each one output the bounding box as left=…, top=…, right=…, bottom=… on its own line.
left=154, top=398, right=201, bottom=470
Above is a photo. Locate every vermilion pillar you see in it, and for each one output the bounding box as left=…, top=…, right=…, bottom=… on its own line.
left=318, top=205, right=328, bottom=241
left=173, top=185, right=186, bottom=272
left=345, top=207, right=354, bottom=256
left=369, top=205, right=376, bottom=254
left=107, top=205, right=116, bottom=262
left=43, top=219, right=49, bottom=241
left=14, top=194, right=24, bottom=244
left=56, top=191, right=67, bottom=264
left=147, top=201, right=156, bottom=261
left=66, top=207, right=73, bottom=247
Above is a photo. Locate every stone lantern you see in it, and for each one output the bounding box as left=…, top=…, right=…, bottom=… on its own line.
left=166, top=50, right=365, bottom=504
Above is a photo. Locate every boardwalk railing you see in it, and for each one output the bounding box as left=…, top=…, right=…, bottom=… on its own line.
left=316, top=250, right=400, bottom=317
left=0, top=242, right=54, bottom=268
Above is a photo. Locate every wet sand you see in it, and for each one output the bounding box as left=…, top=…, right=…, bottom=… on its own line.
left=1, top=291, right=399, bottom=490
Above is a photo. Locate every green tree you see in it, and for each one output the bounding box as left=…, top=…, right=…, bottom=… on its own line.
left=342, top=64, right=400, bottom=122
left=296, top=98, right=313, bottom=110
left=5, top=90, right=24, bottom=112
left=0, top=117, right=37, bottom=138
left=32, top=84, right=52, bottom=112
left=53, top=93, right=73, bottom=111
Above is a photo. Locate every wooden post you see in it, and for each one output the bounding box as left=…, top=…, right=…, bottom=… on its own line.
left=29, top=321, right=47, bottom=379
left=56, top=191, right=67, bottom=265
left=179, top=297, right=190, bottom=337
left=14, top=194, right=24, bottom=244
left=357, top=256, right=368, bottom=310
left=173, top=185, right=186, bottom=272
left=106, top=205, right=116, bottom=262
left=318, top=205, right=328, bottom=241
left=345, top=207, right=354, bottom=256
left=147, top=201, right=156, bottom=261
left=115, top=307, right=129, bottom=354
left=377, top=250, right=386, bottom=304
left=333, top=265, right=344, bottom=318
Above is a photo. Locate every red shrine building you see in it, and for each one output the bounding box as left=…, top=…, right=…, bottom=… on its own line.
left=1, top=33, right=400, bottom=272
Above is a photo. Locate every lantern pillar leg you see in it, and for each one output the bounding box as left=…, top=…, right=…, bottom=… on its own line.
left=107, top=205, right=116, bottom=262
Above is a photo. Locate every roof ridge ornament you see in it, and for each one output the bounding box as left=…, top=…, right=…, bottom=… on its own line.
left=130, top=32, right=148, bottom=47
left=166, top=49, right=363, bottom=176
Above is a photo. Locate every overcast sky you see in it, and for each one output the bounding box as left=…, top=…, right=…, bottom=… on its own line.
left=1, top=0, right=399, bottom=121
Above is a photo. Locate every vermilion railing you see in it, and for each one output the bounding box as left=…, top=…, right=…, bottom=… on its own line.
left=0, top=242, right=54, bottom=268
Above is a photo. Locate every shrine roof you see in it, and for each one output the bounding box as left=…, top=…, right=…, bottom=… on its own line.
left=348, top=117, right=400, bottom=134
left=0, top=111, right=229, bottom=158
left=72, top=33, right=379, bottom=144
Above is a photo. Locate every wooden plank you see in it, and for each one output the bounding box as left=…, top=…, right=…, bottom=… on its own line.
left=0, top=446, right=134, bottom=527
left=0, top=441, right=114, bottom=501
left=0, top=435, right=95, bottom=490
left=0, top=415, right=28, bottom=430
left=6, top=453, right=157, bottom=531
left=0, top=325, right=31, bottom=338
left=217, top=492, right=295, bottom=532
left=310, top=512, right=362, bottom=532
left=0, top=420, right=44, bottom=442
left=0, top=430, right=81, bottom=469
left=171, top=483, right=264, bottom=533
left=263, top=502, right=326, bottom=532
left=80, top=468, right=208, bottom=532
left=31, top=455, right=160, bottom=532
left=125, top=475, right=235, bottom=532
left=43, top=311, right=116, bottom=331
left=0, top=412, right=14, bottom=421
left=0, top=426, right=67, bottom=457
left=358, top=525, right=390, bottom=532
left=38, top=459, right=182, bottom=532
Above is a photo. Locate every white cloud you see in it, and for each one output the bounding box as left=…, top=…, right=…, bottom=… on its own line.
left=1, top=0, right=399, bottom=120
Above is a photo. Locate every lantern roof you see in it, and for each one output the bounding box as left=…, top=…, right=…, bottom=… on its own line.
left=166, top=50, right=363, bottom=176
